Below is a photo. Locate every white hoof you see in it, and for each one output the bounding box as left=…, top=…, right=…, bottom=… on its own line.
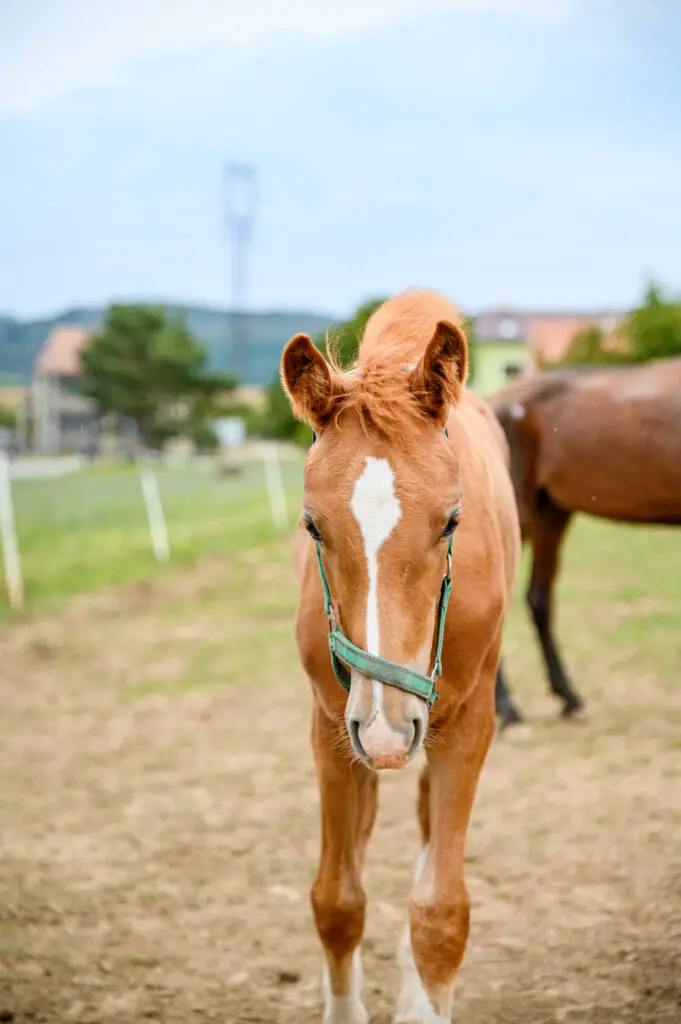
left=394, top=926, right=450, bottom=1023
left=323, top=950, right=369, bottom=1024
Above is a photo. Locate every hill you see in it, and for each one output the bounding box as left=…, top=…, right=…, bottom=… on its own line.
left=0, top=304, right=334, bottom=386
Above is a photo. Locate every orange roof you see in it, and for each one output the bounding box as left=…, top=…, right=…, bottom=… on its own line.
left=475, top=307, right=626, bottom=364
left=526, top=313, right=625, bottom=364
left=34, top=325, right=94, bottom=377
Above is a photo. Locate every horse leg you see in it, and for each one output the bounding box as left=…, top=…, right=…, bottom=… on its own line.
left=494, top=657, right=524, bottom=728
left=527, top=492, right=583, bottom=716
left=310, top=700, right=377, bottom=1024
left=395, top=672, right=496, bottom=1022
left=417, top=763, right=431, bottom=849
left=394, top=765, right=432, bottom=1019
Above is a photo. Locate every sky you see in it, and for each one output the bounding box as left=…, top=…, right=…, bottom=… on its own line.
left=0, top=0, right=680, bottom=320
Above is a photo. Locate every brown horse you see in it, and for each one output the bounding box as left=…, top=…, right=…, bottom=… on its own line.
left=282, top=290, right=519, bottom=1023
left=489, top=356, right=681, bottom=724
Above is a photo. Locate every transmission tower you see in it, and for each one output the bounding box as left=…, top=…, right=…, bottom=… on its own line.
left=222, top=162, right=258, bottom=382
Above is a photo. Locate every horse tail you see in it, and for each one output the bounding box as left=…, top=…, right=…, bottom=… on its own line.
left=488, top=390, right=539, bottom=545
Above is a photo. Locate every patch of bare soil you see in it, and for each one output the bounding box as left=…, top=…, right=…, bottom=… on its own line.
left=0, top=562, right=679, bottom=1023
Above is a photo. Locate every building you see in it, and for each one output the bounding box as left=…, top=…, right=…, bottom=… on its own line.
left=470, top=307, right=625, bottom=397
left=17, top=323, right=246, bottom=456
left=18, top=325, right=99, bottom=454
left=471, top=310, right=530, bottom=396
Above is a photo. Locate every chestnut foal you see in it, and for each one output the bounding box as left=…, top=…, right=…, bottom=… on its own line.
left=282, top=290, right=519, bottom=1023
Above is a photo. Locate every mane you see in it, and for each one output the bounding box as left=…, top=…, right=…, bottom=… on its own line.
left=327, top=290, right=465, bottom=439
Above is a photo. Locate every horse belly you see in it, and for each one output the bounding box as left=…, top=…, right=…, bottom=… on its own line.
left=539, top=428, right=681, bottom=523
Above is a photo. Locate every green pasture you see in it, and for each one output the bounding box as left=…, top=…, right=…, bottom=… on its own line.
left=101, top=507, right=679, bottom=725
left=503, top=518, right=680, bottom=723
left=2, top=458, right=679, bottom=721
left=5, top=459, right=303, bottom=618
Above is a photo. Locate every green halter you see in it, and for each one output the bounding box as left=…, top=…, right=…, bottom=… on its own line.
left=314, top=532, right=455, bottom=708
left=309, top=428, right=459, bottom=709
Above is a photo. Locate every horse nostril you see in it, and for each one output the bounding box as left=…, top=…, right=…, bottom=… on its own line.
left=348, top=716, right=362, bottom=755
left=410, top=717, right=423, bottom=755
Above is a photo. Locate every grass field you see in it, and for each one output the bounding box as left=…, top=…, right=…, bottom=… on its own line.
left=0, top=485, right=679, bottom=1022
left=5, top=459, right=304, bottom=617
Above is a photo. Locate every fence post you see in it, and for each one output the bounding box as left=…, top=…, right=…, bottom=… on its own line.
left=0, top=452, right=24, bottom=610
left=137, top=451, right=170, bottom=562
left=264, top=443, right=289, bottom=528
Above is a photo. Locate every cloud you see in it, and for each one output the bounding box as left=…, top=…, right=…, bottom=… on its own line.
left=0, top=0, right=587, bottom=114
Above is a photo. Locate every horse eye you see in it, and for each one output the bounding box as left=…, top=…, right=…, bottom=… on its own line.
left=442, top=511, right=461, bottom=538
left=303, top=514, right=322, bottom=542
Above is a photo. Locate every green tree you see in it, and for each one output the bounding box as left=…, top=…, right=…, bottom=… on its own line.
left=0, top=404, right=17, bottom=429
left=323, top=301, right=477, bottom=382
left=559, top=324, right=618, bottom=367
left=81, top=304, right=236, bottom=449
left=624, top=281, right=681, bottom=362
left=260, top=374, right=314, bottom=446
left=258, top=297, right=479, bottom=442
left=559, top=281, right=681, bottom=368
left=322, top=298, right=386, bottom=368
left=258, top=297, right=386, bottom=444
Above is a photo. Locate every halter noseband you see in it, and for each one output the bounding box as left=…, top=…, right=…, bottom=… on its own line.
left=309, top=427, right=458, bottom=709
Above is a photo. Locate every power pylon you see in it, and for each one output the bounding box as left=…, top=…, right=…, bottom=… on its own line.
left=222, top=162, right=258, bottom=382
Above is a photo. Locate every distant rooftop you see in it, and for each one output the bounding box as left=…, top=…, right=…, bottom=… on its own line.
left=474, top=307, right=626, bottom=362
left=34, top=325, right=94, bottom=377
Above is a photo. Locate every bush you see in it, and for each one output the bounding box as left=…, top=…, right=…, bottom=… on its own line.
left=0, top=405, right=17, bottom=429
left=190, top=420, right=219, bottom=451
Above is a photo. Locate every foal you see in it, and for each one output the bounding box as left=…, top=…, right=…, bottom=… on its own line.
left=282, top=290, right=519, bottom=1023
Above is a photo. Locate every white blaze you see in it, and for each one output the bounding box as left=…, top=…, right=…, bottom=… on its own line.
left=350, top=455, right=402, bottom=657
left=350, top=457, right=402, bottom=716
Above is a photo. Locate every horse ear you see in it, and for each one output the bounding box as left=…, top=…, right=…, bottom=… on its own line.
left=409, top=319, right=468, bottom=422
left=281, top=333, right=343, bottom=429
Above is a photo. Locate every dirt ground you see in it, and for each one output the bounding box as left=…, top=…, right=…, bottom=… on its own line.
left=0, top=551, right=680, bottom=1024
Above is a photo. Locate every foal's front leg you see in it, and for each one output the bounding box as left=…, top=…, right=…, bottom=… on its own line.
left=311, top=700, right=377, bottom=1024
left=396, top=681, right=495, bottom=1023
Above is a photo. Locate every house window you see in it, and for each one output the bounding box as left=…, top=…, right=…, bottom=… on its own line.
left=499, top=319, right=520, bottom=340
left=59, top=375, right=88, bottom=396
left=503, top=362, right=523, bottom=381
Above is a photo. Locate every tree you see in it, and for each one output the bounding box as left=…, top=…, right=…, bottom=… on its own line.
left=258, top=297, right=480, bottom=443
left=260, top=374, right=314, bottom=446
left=559, top=281, right=681, bottom=368
left=624, top=281, right=681, bottom=363
left=322, top=298, right=386, bottom=368
left=559, top=324, right=619, bottom=368
left=258, top=297, right=387, bottom=444
left=80, top=304, right=236, bottom=449
left=0, top=404, right=16, bottom=429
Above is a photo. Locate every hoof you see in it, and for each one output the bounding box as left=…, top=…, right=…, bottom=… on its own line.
left=561, top=698, right=586, bottom=721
